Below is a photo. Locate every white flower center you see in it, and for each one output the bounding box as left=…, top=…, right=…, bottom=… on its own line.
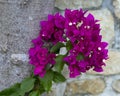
left=69, top=22, right=72, bottom=26
left=89, top=54, right=92, bottom=58
left=84, top=25, right=90, bottom=29
left=73, top=22, right=76, bottom=25
left=81, top=37, right=84, bottom=40
left=42, top=34, right=45, bottom=36
left=77, top=21, right=83, bottom=28
left=98, top=47, right=101, bottom=50
left=103, top=59, right=106, bottom=62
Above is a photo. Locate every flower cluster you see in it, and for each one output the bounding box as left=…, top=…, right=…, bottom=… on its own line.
left=40, top=13, right=66, bottom=44
left=29, top=9, right=108, bottom=78
left=64, top=9, right=108, bottom=77
left=29, top=46, right=55, bottom=77
left=29, top=37, right=56, bottom=77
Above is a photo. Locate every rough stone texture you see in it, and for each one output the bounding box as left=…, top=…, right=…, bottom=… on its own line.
left=87, top=50, right=120, bottom=75
left=55, top=3, right=118, bottom=95
left=0, top=0, right=54, bottom=91
left=102, top=75, right=120, bottom=96
left=112, top=79, right=120, bottom=93
left=113, top=0, right=120, bottom=18
left=0, top=0, right=120, bottom=96
left=56, top=83, right=67, bottom=96
left=42, top=88, right=56, bottom=96
left=65, top=78, right=105, bottom=95
left=114, top=20, right=120, bottom=49
left=11, top=54, right=28, bottom=64
left=60, top=47, right=69, bottom=79
left=42, top=83, right=66, bottom=96
left=62, top=65, right=69, bottom=79
left=113, top=0, right=120, bottom=50
left=59, top=47, right=67, bottom=55
left=56, top=1, right=120, bottom=96
left=55, top=0, right=103, bottom=10
left=90, top=9, right=115, bottom=48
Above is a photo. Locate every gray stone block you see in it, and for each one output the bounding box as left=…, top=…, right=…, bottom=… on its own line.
left=0, top=0, right=54, bottom=91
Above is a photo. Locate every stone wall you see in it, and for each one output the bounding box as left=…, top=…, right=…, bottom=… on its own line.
left=0, top=0, right=54, bottom=91
left=0, top=0, right=120, bottom=96
left=49, top=0, right=120, bottom=96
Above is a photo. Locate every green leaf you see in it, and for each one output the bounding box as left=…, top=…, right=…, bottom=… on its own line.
left=19, top=91, right=25, bottom=96
left=50, top=42, right=65, bottom=53
left=33, top=76, right=45, bottom=94
left=0, top=83, right=20, bottom=96
left=20, top=77, right=35, bottom=94
left=66, top=41, right=72, bottom=51
left=53, top=72, right=66, bottom=83
left=40, top=70, right=54, bottom=92
left=76, top=54, right=84, bottom=60
left=54, top=55, right=65, bottom=73
left=11, top=91, right=22, bottom=96
left=39, top=83, right=45, bottom=94
left=29, top=90, right=40, bottom=96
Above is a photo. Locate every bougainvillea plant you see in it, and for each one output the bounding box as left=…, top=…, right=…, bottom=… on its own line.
left=0, top=9, right=108, bottom=96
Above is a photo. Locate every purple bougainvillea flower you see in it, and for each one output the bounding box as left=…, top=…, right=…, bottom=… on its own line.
left=29, top=8, right=108, bottom=78
left=65, top=9, right=87, bottom=39
left=34, top=65, right=46, bottom=77
left=64, top=9, right=108, bottom=78
left=40, top=13, right=65, bottom=44
left=32, top=36, right=43, bottom=47
left=29, top=46, right=56, bottom=77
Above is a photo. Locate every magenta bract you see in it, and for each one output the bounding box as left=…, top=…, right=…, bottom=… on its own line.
left=29, top=9, right=108, bottom=78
